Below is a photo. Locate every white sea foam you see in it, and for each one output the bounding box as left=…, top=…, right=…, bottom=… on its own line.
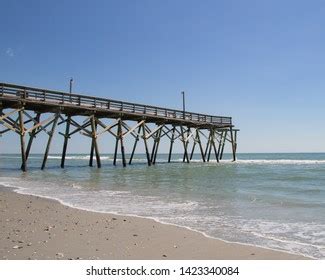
left=178, top=159, right=325, bottom=165
left=48, top=155, right=111, bottom=160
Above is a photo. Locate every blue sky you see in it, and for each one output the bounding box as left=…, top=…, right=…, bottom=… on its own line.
left=1, top=0, right=325, bottom=153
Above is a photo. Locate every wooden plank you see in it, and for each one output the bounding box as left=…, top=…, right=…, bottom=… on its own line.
left=122, top=120, right=144, bottom=138
left=25, top=114, right=56, bottom=133
left=96, top=119, right=119, bottom=137
left=145, top=124, right=164, bottom=139
left=0, top=108, right=20, bottom=122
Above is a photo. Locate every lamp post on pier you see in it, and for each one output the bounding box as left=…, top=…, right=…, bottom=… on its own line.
left=181, top=91, right=185, bottom=119
left=69, top=78, right=73, bottom=102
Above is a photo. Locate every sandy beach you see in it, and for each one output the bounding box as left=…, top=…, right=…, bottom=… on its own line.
left=0, top=188, right=307, bottom=260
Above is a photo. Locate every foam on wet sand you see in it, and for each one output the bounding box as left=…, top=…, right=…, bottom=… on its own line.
left=0, top=188, right=307, bottom=260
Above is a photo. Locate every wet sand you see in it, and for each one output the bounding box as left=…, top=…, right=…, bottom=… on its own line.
left=0, top=188, right=308, bottom=260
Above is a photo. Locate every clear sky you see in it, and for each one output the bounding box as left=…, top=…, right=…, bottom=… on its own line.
left=1, top=0, right=325, bottom=153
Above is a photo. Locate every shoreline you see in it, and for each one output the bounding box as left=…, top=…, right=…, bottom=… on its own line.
left=0, top=187, right=308, bottom=260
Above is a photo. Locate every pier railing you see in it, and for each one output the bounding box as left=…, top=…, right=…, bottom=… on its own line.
left=0, top=82, right=232, bottom=126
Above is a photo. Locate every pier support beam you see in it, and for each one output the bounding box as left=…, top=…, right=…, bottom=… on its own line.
left=211, top=129, right=219, bottom=162
left=61, top=115, right=71, bottom=168
left=183, top=127, right=191, bottom=162
left=129, top=125, right=142, bottom=165
left=18, top=109, right=27, bottom=172
left=230, top=127, right=236, bottom=162
left=142, top=123, right=151, bottom=166
left=207, top=130, right=212, bottom=162
left=180, top=126, right=189, bottom=163
left=168, top=126, right=176, bottom=163
left=119, top=120, right=126, bottom=167
left=196, top=129, right=206, bottom=162
left=219, top=130, right=227, bottom=160
left=204, top=134, right=210, bottom=160
left=24, top=113, right=41, bottom=167
left=90, top=116, right=101, bottom=168
left=113, top=121, right=120, bottom=166
left=89, top=125, right=95, bottom=167
left=41, top=113, right=59, bottom=170
left=151, top=126, right=162, bottom=165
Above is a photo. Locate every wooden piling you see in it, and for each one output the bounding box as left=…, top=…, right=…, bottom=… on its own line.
left=180, top=126, right=189, bottom=163
left=24, top=113, right=41, bottom=164
left=113, top=121, right=120, bottom=166
left=91, top=116, right=101, bottom=168
left=142, top=123, right=151, bottom=166
left=41, top=114, right=59, bottom=170
left=197, top=129, right=206, bottom=162
left=183, top=127, right=190, bottom=162
left=207, top=130, right=212, bottom=162
left=168, top=126, right=176, bottom=163
left=211, top=129, right=219, bottom=162
left=119, top=120, right=126, bottom=167
left=60, top=115, right=71, bottom=168
left=190, top=140, right=196, bottom=160
left=152, top=126, right=162, bottom=164
left=89, top=129, right=95, bottom=167
left=219, top=131, right=227, bottom=160
left=230, top=127, right=236, bottom=162
left=129, top=125, right=142, bottom=165
left=18, top=109, right=27, bottom=172
left=217, top=131, right=224, bottom=159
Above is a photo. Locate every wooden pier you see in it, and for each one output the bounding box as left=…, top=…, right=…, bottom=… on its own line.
left=0, top=82, right=238, bottom=171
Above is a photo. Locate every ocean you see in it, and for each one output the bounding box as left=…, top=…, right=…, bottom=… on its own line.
left=0, top=153, right=324, bottom=259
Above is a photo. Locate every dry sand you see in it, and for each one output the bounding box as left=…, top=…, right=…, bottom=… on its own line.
left=0, top=188, right=307, bottom=260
